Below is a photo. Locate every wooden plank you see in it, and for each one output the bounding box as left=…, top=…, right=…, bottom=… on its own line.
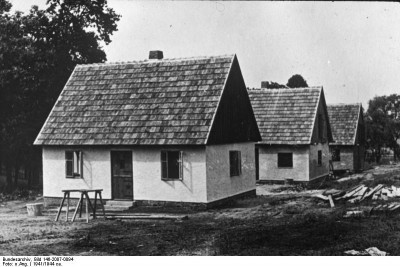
left=328, top=195, right=335, bottom=208
left=86, top=193, right=89, bottom=223
left=313, top=194, right=329, bottom=201
left=390, top=204, right=400, bottom=211
left=55, top=192, right=67, bottom=222
left=72, top=195, right=83, bottom=222
left=98, top=191, right=106, bottom=219
left=66, top=192, right=70, bottom=222
left=362, top=184, right=384, bottom=200
left=79, top=193, right=84, bottom=218
left=336, top=185, right=365, bottom=200
left=93, top=191, right=98, bottom=219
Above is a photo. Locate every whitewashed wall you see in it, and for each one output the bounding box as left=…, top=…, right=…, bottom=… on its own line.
left=205, top=142, right=256, bottom=202
left=42, top=147, right=112, bottom=199
left=43, top=145, right=257, bottom=203
left=258, top=146, right=309, bottom=182
left=43, top=146, right=208, bottom=203
left=132, top=147, right=208, bottom=203
left=331, top=146, right=354, bottom=171
left=309, top=143, right=330, bottom=180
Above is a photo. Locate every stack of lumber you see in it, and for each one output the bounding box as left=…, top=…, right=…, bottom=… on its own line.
left=315, top=184, right=400, bottom=204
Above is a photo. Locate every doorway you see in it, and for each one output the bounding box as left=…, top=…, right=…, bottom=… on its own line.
left=111, top=151, right=133, bottom=200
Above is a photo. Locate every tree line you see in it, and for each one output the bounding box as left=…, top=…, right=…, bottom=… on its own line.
left=0, top=0, right=120, bottom=192
left=365, top=94, right=400, bottom=162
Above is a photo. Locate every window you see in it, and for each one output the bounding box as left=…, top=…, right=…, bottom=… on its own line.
left=230, top=151, right=242, bottom=177
left=318, top=150, right=322, bottom=166
left=161, top=151, right=183, bottom=180
left=65, top=151, right=82, bottom=178
left=331, top=148, right=340, bottom=162
left=278, top=153, right=293, bottom=168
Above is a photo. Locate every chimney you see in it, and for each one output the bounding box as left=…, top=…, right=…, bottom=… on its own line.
left=149, top=50, right=163, bottom=60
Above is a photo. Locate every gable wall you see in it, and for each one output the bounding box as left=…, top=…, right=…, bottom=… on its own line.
left=257, top=145, right=310, bottom=182
left=207, top=57, right=261, bottom=145
left=311, top=97, right=330, bottom=144
left=331, top=146, right=354, bottom=171
left=205, top=142, right=256, bottom=202
left=309, top=143, right=330, bottom=180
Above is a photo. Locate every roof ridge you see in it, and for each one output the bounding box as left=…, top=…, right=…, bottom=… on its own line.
left=248, top=86, right=322, bottom=91
left=327, top=103, right=362, bottom=107
left=76, top=54, right=236, bottom=67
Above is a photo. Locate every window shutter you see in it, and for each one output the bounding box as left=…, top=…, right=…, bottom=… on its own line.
left=65, top=151, right=73, bottom=177
left=161, top=151, right=167, bottom=179
left=79, top=151, right=83, bottom=177
left=238, top=151, right=242, bottom=175
left=179, top=151, right=183, bottom=179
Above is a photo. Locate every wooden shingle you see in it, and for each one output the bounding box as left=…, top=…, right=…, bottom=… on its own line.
left=34, top=55, right=235, bottom=145
left=248, top=87, right=323, bottom=145
left=327, top=104, right=361, bottom=145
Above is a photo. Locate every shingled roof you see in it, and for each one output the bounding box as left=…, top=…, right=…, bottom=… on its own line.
left=34, top=54, right=245, bottom=146
left=327, top=104, right=362, bottom=145
left=248, top=87, right=328, bottom=145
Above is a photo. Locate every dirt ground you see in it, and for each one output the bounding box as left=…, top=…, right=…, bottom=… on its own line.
left=2, top=164, right=400, bottom=256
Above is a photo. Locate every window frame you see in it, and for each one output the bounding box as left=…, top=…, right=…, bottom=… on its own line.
left=277, top=152, right=293, bottom=168
left=229, top=150, right=242, bottom=177
left=65, top=150, right=83, bottom=178
left=161, top=150, right=183, bottom=180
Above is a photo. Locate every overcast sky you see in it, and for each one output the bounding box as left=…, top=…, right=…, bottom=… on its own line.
left=10, top=1, right=400, bottom=108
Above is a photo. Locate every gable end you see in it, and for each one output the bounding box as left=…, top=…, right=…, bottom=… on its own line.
left=206, top=55, right=261, bottom=145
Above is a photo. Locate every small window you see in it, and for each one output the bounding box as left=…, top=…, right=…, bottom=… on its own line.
left=66, top=151, right=82, bottom=178
left=318, top=150, right=322, bottom=166
left=331, top=148, right=340, bottom=162
left=230, top=151, right=242, bottom=177
left=278, top=153, right=293, bottom=168
left=161, top=151, right=183, bottom=180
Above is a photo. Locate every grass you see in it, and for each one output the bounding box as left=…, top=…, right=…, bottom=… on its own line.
left=215, top=212, right=400, bottom=255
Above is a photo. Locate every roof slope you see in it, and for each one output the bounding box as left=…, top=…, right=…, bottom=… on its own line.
left=327, top=103, right=361, bottom=145
left=248, top=87, right=323, bottom=145
left=34, top=55, right=235, bottom=145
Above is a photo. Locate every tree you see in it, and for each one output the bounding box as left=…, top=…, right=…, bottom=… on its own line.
left=261, top=81, right=287, bottom=89
left=0, top=0, right=120, bottom=191
left=366, top=94, right=400, bottom=162
left=286, top=74, right=308, bottom=88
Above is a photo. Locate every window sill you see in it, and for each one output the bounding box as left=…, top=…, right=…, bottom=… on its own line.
left=278, top=167, right=293, bottom=169
left=66, top=175, right=82, bottom=179
left=161, top=178, right=183, bottom=181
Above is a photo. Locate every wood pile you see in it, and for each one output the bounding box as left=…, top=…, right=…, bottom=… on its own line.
left=314, top=184, right=400, bottom=215
left=314, top=184, right=400, bottom=204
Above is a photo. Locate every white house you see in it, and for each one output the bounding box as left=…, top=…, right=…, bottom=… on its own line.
left=34, top=51, right=261, bottom=208
left=248, top=87, right=333, bottom=183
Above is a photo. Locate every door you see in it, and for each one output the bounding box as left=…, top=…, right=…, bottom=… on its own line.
left=111, top=151, right=133, bottom=200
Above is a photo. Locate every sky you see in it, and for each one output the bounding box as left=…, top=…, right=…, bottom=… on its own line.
left=9, top=1, right=400, bottom=108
